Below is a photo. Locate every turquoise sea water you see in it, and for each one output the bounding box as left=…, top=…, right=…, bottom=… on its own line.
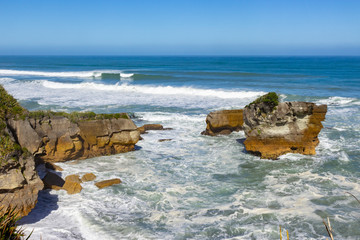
left=0, top=56, right=359, bottom=239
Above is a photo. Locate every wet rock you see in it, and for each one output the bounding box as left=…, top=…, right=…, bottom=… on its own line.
left=81, top=173, right=97, bottom=182
left=62, top=174, right=82, bottom=194
left=159, top=139, right=172, bottom=142
left=95, top=178, right=121, bottom=189
left=142, top=124, right=164, bottom=131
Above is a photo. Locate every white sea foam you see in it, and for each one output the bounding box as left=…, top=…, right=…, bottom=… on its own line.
left=0, top=77, right=15, bottom=84
left=317, top=96, right=358, bottom=106
left=41, top=80, right=264, bottom=99
left=0, top=69, right=134, bottom=79
left=1, top=79, right=264, bottom=109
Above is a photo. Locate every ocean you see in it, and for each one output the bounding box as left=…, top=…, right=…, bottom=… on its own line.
left=0, top=56, right=359, bottom=239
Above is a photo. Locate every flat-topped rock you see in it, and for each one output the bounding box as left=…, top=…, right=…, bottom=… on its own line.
left=202, top=109, right=244, bottom=136
left=243, top=93, right=327, bottom=159
left=95, top=178, right=121, bottom=189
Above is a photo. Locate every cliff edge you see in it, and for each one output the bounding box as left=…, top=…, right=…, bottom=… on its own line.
left=0, top=85, right=43, bottom=217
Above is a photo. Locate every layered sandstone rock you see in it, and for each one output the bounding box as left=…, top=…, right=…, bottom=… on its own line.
left=8, top=114, right=140, bottom=163
left=201, top=109, right=244, bottom=136
left=243, top=98, right=327, bottom=159
left=0, top=153, right=43, bottom=217
left=0, top=85, right=43, bottom=217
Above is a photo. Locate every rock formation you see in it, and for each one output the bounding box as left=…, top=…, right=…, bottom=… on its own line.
left=7, top=113, right=140, bottom=163
left=95, top=178, right=121, bottom=189
left=0, top=85, right=43, bottom=217
left=243, top=93, right=327, bottom=159
left=0, top=152, right=44, bottom=217
left=0, top=85, right=140, bottom=216
left=201, top=109, right=244, bottom=136
left=63, top=174, right=82, bottom=194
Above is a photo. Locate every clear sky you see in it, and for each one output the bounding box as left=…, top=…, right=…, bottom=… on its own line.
left=0, top=0, right=359, bottom=55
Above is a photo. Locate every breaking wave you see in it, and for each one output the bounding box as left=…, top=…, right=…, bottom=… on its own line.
left=0, top=69, right=134, bottom=79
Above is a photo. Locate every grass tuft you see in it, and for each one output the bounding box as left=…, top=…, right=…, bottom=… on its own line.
left=0, top=206, right=32, bottom=240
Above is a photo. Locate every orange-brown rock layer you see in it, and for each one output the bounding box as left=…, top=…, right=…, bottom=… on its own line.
left=202, top=109, right=244, bottom=136
left=243, top=102, right=327, bottom=159
left=7, top=114, right=140, bottom=163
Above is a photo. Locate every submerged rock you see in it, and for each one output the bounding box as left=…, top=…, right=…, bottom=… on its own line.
left=243, top=93, right=327, bottom=159
left=142, top=124, right=164, bottom=131
left=95, top=178, right=121, bottom=189
left=201, top=109, right=244, bottom=136
left=159, top=139, right=172, bottom=142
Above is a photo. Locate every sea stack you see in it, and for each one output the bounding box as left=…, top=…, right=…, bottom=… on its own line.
left=243, top=92, right=327, bottom=159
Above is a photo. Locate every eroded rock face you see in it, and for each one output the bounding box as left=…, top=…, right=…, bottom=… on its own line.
left=8, top=115, right=140, bottom=163
left=243, top=101, right=327, bottom=159
left=0, top=154, right=44, bottom=217
left=202, top=109, right=244, bottom=136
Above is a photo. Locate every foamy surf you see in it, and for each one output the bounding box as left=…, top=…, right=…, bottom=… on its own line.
left=41, top=80, right=264, bottom=99
left=0, top=69, right=134, bottom=79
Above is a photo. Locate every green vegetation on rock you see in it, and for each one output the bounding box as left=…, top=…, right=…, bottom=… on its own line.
left=246, top=92, right=279, bottom=110
left=0, top=85, right=25, bottom=165
left=0, top=206, right=32, bottom=240
left=21, top=110, right=129, bottom=123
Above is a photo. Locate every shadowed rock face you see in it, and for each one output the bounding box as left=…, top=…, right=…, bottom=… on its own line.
left=243, top=101, right=327, bottom=159
left=8, top=115, right=140, bottom=163
left=202, top=109, right=244, bottom=136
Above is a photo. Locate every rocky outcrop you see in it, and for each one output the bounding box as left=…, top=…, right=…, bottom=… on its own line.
left=201, top=109, right=244, bottom=136
left=7, top=114, right=140, bottom=163
left=0, top=85, right=43, bottom=217
left=243, top=99, right=327, bottom=159
left=0, top=153, right=43, bottom=217
left=95, top=178, right=121, bottom=189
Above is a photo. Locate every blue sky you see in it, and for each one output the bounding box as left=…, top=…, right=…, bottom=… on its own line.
left=0, top=0, right=359, bottom=55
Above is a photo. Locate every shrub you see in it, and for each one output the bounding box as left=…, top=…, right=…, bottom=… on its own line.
left=0, top=206, right=32, bottom=240
left=246, top=92, right=279, bottom=111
